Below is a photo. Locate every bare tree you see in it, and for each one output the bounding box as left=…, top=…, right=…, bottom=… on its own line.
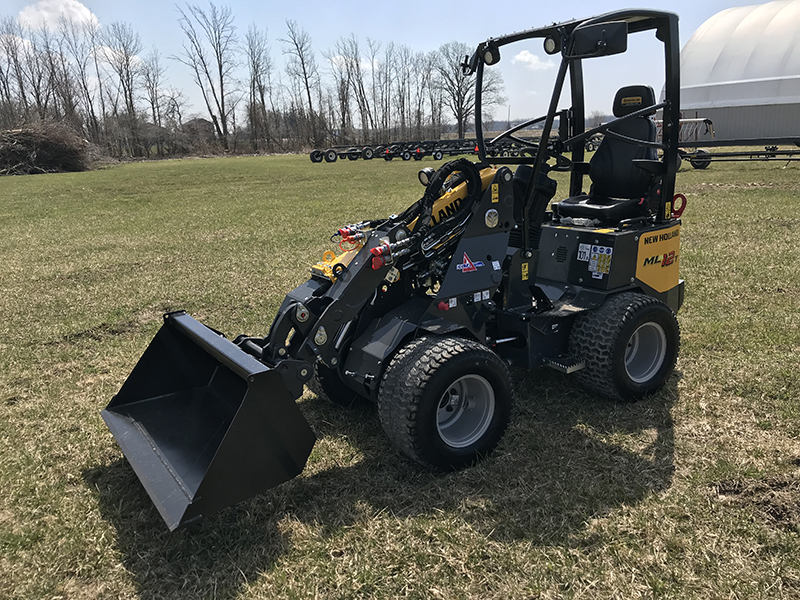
left=101, top=21, right=143, bottom=155
left=370, top=39, right=393, bottom=139
left=161, top=86, right=189, bottom=153
left=588, top=109, right=607, bottom=128
left=58, top=16, right=102, bottom=141
left=324, top=44, right=353, bottom=144
left=20, top=25, right=54, bottom=121
left=174, top=2, right=239, bottom=150
left=45, top=22, right=82, bottom=130
left=244, top=24, right=275, bottom=152
left=0, top=17, right=29, bottom=126
left=434, top=41, right=505, bottom=138
left=142, top=47, right=166, bottom=155
left=333, top=35, right=375, bottom=143
left=280, top=20, right=320, bottom=147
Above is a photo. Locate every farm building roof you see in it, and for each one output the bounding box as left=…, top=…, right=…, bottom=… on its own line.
left=680, top=0, right=800, bottom=110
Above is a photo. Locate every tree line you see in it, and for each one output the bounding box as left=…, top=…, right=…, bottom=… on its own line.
left=0, top=2, right=505, bottom=158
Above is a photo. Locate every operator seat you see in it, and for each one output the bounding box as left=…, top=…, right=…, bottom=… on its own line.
left=554, top=85, right=658, bottom=223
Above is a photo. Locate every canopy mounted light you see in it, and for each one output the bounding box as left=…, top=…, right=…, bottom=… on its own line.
left=418, top=167, right=436, bottom=187
left=543, top=35, right=561, bottom=55
left=482, top=42, right=501, bottom=66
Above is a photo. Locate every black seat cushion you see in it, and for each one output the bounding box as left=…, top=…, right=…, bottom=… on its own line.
left=555, top=194, right=648, bottom=222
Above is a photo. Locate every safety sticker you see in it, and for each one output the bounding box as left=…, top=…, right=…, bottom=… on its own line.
left=473, top=291, right=482, bottom=302
left=589, top=245, right=613, bottom=276
left=449, top=297, right=457, bottom=308
left=492, top=260, right=501, bottom=271
left=482, top=290, right=490, bottom=300
left=577, top=243, right=591, bottom=262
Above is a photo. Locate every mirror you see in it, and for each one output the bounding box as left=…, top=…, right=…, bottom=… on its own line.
left=568, top=21, right=627, bottom=59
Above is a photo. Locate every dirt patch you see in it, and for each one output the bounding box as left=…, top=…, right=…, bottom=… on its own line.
left=713, top=476, right=800, bottom=532
left=47, top=306, right=171, bottom=346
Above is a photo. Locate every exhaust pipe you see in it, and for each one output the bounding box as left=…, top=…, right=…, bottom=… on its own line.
left=101, top=311, right=316, bottom=530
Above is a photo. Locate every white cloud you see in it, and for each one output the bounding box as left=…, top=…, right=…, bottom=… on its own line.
left=511, top=50, right=555, bottom=71
left=19, top=0, right=98, bottom=30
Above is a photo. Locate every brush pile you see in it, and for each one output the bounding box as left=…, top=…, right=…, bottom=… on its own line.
left=0, top=122, right=89, bottom=175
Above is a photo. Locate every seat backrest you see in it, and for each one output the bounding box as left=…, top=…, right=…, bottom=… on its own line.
left=589, top=85, right=657, bottom=199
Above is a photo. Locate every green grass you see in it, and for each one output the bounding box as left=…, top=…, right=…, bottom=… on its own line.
left=1, top=154, right=799, bottom=599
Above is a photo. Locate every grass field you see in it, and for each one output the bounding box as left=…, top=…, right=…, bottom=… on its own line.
left=1, top=153, right=799, bottom=599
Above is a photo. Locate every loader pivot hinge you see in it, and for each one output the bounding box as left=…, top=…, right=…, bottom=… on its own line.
left=544, top=356, right=586, bottom=374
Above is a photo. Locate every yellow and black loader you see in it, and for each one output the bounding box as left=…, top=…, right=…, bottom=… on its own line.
left=103, top=9, right=686, bottom=530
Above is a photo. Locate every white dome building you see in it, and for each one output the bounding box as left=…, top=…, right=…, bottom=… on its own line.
left=680, top=0, right=800, bottom=143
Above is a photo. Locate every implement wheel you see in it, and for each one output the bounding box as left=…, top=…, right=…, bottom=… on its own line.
left=569, top=292, right=679, bottom=402
left=690, top=149, right=711, bottom=170
left=378, top=336, right=512, bottom=471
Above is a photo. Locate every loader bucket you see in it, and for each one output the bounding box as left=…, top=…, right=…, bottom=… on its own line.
left=101, top=311, right=316, bottom=531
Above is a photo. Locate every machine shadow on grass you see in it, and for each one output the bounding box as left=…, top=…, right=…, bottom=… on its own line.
left=291, top=366, right=677, bottom=544
left=84, top=459, right=290, bottom=599
left=86, top=368, right=676, bottom=598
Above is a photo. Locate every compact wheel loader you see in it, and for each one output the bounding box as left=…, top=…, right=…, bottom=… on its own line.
left=103, top=9, right=685, bottom=530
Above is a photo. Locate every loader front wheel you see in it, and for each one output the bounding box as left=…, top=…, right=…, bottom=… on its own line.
left=569, top=292, right=679, bottom=402
left=378, top=336, right=512, bottom=471
left=312, top=363, right=364, bottom=407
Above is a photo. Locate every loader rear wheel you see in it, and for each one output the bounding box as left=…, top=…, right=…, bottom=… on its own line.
left=378, top=336, right=512, bottom=471
left=569, top=292, right=679, bottom=402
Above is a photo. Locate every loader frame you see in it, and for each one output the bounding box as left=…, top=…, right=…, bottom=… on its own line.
left=103, top=9, right=686, bottom=530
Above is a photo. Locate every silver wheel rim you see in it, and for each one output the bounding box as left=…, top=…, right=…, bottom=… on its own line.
left=436, top=374, right=495, bottom=448
left=625, top=322, right=667, bottom=384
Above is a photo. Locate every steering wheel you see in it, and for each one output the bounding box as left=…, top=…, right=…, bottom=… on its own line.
left=491, top=114, right=574, bottom=171
left=490, top=114, right=546, bottom=150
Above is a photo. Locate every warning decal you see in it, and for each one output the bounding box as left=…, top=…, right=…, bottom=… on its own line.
left=588, top=245, right=613, bottom=278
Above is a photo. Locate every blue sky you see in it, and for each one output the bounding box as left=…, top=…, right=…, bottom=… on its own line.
left=4, top=0, right=768, bottom=121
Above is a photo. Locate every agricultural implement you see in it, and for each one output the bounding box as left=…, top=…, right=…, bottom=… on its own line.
left=308, top=137, right=543, bottom=163
left=103, top=9, right=685, bottom=530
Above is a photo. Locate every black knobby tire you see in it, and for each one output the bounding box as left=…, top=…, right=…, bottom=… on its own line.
left=309, top=150, right=323, bottom=163
left=433, top=150, right=444, bottom=161
left=324, top=149, right=338, bottom=163
left=311, top=363, right=364, bottom=407
left=569, top=292, right=680, bottom=402
left=378, top=336, right=513, bottom=471
left=362, top=147, right=374, bottom=160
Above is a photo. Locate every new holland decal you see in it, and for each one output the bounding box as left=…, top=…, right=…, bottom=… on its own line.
left=636, top=225, right=680, bottom=293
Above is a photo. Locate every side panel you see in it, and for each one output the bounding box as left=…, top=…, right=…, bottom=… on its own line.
left=635, top=224, right=680, bottom=293
left=537, top=222, right=682, bottom=300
